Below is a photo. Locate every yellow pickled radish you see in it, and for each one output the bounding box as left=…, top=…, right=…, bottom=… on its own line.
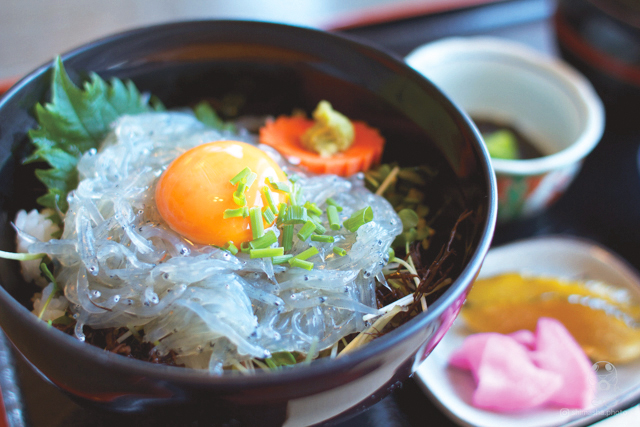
left=461, top=273, right=640, bottom=364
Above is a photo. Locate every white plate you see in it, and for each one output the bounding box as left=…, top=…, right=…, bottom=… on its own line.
left=414, top=235, right=640, bottom=427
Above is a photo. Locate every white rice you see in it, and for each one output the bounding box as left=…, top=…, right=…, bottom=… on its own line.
left=15, top=208, right=59, bottom=287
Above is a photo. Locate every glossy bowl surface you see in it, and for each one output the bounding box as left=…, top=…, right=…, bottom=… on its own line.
left=0, top=20, right=496, bottom=426
left=406, top=36, right=604, bottom=222
left=555, top=0, right=640, bottom=129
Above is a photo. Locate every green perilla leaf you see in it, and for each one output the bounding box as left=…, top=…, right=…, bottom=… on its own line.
left=28, top=56, right=162, bottom=219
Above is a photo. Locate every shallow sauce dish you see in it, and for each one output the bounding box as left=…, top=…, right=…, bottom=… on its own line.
left=0, top=21, right=496, bottom=426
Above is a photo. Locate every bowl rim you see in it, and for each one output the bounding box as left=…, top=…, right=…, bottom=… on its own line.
left=0, top=19, right=497, bottom=388
left=406, top=36, right=605, bottom=177
left=582, top=0, right=640, bottom=30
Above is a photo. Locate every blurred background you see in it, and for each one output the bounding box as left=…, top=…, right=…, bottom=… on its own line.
left=0, top=0, right=496, bottom=82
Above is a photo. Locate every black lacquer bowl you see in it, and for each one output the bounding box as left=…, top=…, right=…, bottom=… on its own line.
left=555, top=0, right=640, bottom=129
left=0, top=21, right=496, bottom=426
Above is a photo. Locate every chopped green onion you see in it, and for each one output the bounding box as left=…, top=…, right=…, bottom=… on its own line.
left=236, top=181, right=248, bottom=195
left=233, top=182, right=247, bottom=206
left=310, top=235, right=334, bottom=243
left=326, top=197, right=343, bottom=212
left=297, top=220, right=317, bottom=241
left=288, top=173, right=300, bottom=183
left=343, top=206, right=373, bottom=232
left=276, top=203, right=287, bottom=225
left=261, top=186, right=279, bottom=214
left=250, top=247, right=284, bottom=259
left=245, top=171, right=258, bottom=188
left=263, top=206, right=276, bottom=225
left=333, top=247, right=347, bottom=256
left=230, top=167, right=252, bottom=185
left=268, top=179, right=291, bottom=193
left=292, top=246, right=318, bottom=261
left=243, top=206, right=250, bottom=218
left=223, top=207, right=246, bottom=218
left=272, top=254, right=294, bottom=265
left=290, top=182, right=302, bottom=206
left=326, top=205, right=341, bottom=231
left=223, top=241, right=238, bottom=255
left=282, top=225, right=294, bottom=252
left=250, top=230, right=278, bottom=249
left=250, top=207, right=264, bottom=239
left=289, top=258, right=313, bottom=270
left=304, top=201, right=322, bottom=216
left=308, top=215, right=327, bottom=235
left=282, top=205, right=308, bottom=224
left=241, top=242, right=252, bottom=253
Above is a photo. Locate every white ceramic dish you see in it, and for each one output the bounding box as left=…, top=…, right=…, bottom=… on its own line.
left=415, top=235, right=640, bottom=427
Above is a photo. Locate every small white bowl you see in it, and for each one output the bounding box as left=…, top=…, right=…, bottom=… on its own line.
left=406, top=37, right=605, bottom=221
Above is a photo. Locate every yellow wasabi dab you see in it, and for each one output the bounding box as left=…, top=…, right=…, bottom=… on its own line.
left=301, top=100, right=355, bottom=157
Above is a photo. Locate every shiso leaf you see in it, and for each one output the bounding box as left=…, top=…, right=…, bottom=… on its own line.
left=26, top=56, right=162, bottom=218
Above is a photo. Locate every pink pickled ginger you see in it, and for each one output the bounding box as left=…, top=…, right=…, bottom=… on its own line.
left=449, top=317, right=596, bottom=412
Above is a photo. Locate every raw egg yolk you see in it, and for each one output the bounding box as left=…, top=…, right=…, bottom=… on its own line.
left=155, top=140, right=288, bottom=247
